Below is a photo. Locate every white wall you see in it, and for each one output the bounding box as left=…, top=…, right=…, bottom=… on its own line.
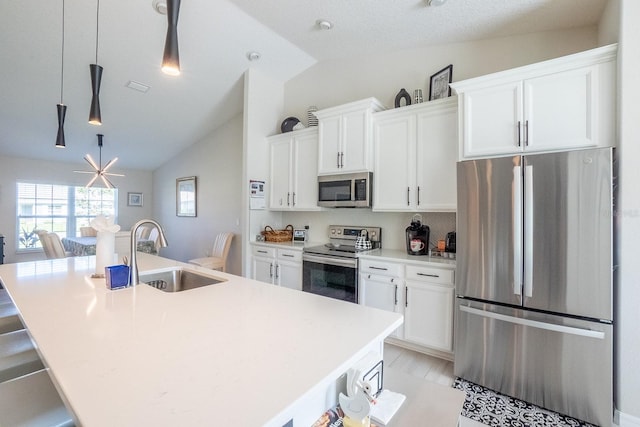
left=0, top=155, right=152, bottom=263
left=151, top=114, right=243, bottom=275
left=613, top=0, right=640, bottom=423
left=283, top=27, right=598, bottom=121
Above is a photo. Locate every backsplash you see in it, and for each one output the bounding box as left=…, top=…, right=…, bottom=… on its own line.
left=280, top=211, right=455, bottom=251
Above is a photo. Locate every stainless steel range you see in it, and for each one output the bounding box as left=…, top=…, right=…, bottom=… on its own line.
left=302, top=225, right=381, bottom=303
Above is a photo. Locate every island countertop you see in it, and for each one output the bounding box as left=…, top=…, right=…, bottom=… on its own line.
left=0, top=254, right=403, bottom=426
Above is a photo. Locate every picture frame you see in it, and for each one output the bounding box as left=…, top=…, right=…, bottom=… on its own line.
left=176, top=176, right=197, bottom=217
left=127, top=192, right=143, bottom=207
left=429, top=64, right=453, bottom=101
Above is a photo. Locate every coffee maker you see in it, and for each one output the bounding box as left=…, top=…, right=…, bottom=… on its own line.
left=405, top=215, right=429, bottom=256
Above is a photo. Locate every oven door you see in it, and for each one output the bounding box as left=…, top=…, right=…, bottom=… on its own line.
left=302, top=254, right=358, bottom=303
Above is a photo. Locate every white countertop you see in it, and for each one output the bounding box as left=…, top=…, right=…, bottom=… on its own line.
left=0, top=254, right=402, bottom=426
left=357, top=249, right=457, bottom=269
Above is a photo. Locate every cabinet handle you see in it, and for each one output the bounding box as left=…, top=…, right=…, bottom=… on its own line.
left=417, top=186, right=421, bottom=206
left=517, top=121, right=522, bottom=147
left=390, top=278, right=394, bottom=283
left=292, top=192, right=296, bottom=206
left=417, top=272, right=440, bottom=278
left=394, top=284, right=398, bottom=306
left=275, top=264, right=280, bottom=279
left=337, top=152, right=340, bottom=168
left=269, top=263, right=274, bottom=278
left=525, top=120, right=529, bottom=146
left=407, top=187, right=410, bottom=206
left=282, top=254, right=294, bottom=258
left=368, top=274, right=371, bottom=279
left=405, top=287, right=408, bottom=308
left=287, top=192, right=290, bottom=206
left=340, top=152, right=344, bottom=168
left=257, top=250, right=268, bottom=254
left=370, top=266, right=388, bottom=271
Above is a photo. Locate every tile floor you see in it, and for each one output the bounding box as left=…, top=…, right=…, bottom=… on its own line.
left=383, top=343, right=484, bottom=427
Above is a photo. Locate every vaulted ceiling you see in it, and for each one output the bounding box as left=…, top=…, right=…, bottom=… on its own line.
left=0, top=0, right=608, bottom=170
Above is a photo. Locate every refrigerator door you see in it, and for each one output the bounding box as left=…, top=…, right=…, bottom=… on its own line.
left=457, top=156, right=523, bottom=306
left=454, top=299, right=612, bottom=427
left=523, top=148, right=613, bottom=320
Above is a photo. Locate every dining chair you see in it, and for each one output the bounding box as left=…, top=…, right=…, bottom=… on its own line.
left=47, top=233, right=70, bottom=259
left=188, top=232, right=234, bottom=272
left=80, top=226, right=97, bottom=237
left=35, top=230, right=53, bottom=258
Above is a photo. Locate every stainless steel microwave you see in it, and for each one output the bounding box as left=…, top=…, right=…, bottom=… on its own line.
left=317, top=172, right=372, bottom=208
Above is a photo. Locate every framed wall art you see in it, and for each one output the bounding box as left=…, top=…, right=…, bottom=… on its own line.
left=429, top=64, right=453, bottom=101
left=176, top=176, right=197, bottom=217
left=127, top=192, right=143, bottom=207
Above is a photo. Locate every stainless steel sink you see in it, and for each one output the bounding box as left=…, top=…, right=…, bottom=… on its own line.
left=139, top=268, right=226, bottom=292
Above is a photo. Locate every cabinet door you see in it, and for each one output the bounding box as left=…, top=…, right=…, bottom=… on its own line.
left=359, top=273, right=402, bottom=338
left=341, top=109, right=369, bottom=172
left=416, top=103, right=458, bottom=211
left=462, top=81, right=524, bottom=158
left=373, top=114, right=416, bottom=211
left=525, top=65, right=598, bottom=151
left=318, top=115, right=342, bottom=174
left=269, top=137, right=293, bottom=209
left=277, top=260, right=302, bottom=291
left=292, top=131, right=320, bottom=210
left=252, top=256, right=274, bottom=284
left=404, top=281, right=454, bottom=351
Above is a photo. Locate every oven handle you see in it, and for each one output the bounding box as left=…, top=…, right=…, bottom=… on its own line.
left=303, top=254, right=357, bottom=268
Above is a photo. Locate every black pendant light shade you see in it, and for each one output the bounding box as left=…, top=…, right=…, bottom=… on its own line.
left=162, top=0, right=181, bottom=76
left=55, top=104, right=67, bottom=148
left=88, top=63, right=103, bottom=125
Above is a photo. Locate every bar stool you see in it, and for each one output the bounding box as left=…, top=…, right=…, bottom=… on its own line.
left=0, top=329, right=45, bottom=383
left=0, top=369, right=74, bottom=426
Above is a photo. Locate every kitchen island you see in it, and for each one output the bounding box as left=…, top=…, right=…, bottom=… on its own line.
left=0, top=254, right=403, bottom=426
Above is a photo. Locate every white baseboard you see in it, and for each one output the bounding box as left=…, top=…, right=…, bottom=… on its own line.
left=616, top=410, right=640, bottom=427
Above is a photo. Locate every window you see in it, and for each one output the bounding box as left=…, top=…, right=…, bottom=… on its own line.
left=16, top=182, right=117, bottom=250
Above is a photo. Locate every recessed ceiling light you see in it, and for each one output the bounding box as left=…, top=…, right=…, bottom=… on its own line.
left=152, top=0, right=167, bottom=15
left=126, top=80, right=150, bottom=93
left=426, top=0, right=447, bottom=6
left=316, top=19, right=333, bottom=30
left=246, top=51, right=261, bottom=61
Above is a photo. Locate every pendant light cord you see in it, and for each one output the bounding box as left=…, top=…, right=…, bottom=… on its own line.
left=95, top=0, right=100, bottom=64
left=60, top=0, right=65, bottom=103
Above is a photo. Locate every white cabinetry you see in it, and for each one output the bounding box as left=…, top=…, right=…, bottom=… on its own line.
left=404, top=265, right=454, bottom=352
left=315, top=98, right=385, bottom=175
left=359, top=259, right=404, bottom=339
left=268, top=128, right=320, bottom=211
left=451, top=44, right=617, bottom=159
left=358, top=256, right=455, bottom=354
left=251, top=244, right=303, bottom=290
left=373, top=98, right=457, bottom=211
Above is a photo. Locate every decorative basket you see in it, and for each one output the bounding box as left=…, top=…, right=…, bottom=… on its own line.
left=261, top=225, right=294, bottom=242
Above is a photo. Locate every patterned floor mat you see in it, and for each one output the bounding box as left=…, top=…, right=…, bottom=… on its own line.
left=453, top=378, right=598, bottom=427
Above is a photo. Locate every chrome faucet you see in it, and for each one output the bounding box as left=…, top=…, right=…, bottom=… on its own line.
left=129, top=219, right=168, bottom=286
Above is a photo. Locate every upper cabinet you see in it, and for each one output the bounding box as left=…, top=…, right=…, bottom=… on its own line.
left=451, top=44, right=617, bottom=160
left=372, top=97, right=458, bottom=212
left=268, top=128, right=321, bottom=211
left=315, top=98, right=386, bottom=175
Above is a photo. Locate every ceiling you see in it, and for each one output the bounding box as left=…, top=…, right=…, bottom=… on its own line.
left=0, top=0, right=608, bottom=171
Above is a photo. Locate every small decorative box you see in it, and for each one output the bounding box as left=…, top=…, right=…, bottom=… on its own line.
left=105, top=265, right=130, bottom=290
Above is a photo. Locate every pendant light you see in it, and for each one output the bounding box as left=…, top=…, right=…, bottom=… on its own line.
left=161, top=0, right=181, bottom=76
left=74, top=134, right=124, bottom=188
left=55, top=0, right=67, bottom=148
left=88, top=0, right=103, bottom=125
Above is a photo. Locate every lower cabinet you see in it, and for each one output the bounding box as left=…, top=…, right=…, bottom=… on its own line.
left=359, top=257, right=455, bottom=355
left=251, top=244, right=303, bottom=291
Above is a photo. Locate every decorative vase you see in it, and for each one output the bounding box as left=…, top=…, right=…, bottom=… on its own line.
left=95, top=230, right=115, bottom=277
left=394, top=88, right=411, bottom=108
left=307, top=106, right=318, bottom=127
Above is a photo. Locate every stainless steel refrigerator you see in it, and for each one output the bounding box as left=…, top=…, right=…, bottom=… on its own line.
left=455, top=147, right=613, bottom=427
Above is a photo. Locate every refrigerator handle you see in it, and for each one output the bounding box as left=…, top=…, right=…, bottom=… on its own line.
left=459, top=305, right=606, bottom=339
left=513, top=166, right=523, bottom=296
left=524, top=165, right=534, bottom=297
